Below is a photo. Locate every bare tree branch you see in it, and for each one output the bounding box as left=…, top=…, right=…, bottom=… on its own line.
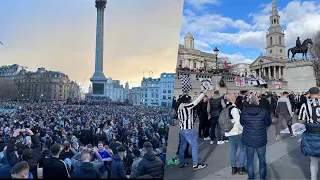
left=310, top=30, right=320, bottom=59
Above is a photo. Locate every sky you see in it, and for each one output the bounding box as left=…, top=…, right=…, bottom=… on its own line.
left=0, top=0, right=184, bottom=92
left=180, top=0, right=320, bottom=64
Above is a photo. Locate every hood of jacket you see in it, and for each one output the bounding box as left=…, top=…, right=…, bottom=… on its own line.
left=113, top=154, right=122, bottom=162
left=143, top=152, right=156, bottom=162
left=80, top=162, right=95, bottom=172
left=245, top=104, right=264, bottom=116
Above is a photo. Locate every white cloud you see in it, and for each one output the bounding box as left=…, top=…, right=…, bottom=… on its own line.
left=185, top=0, right=220, bottom=10
left=182, top=0, right=320, bottom=62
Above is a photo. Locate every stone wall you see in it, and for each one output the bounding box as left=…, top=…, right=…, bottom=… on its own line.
left=174, top=71, right=288, bottom=97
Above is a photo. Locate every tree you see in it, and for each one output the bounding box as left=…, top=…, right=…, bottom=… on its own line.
left=309, top=30, right=320, bottom=59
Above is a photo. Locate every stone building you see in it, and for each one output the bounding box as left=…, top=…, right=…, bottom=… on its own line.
left=0, top=65, right=71, bottom=101
left=231, top=63, right=250, bottom=76
left=174, top=0, right=318, bottom=96
left=177, top=32, right=224, bottom=71
left=69, top=81, right=81, bottom=100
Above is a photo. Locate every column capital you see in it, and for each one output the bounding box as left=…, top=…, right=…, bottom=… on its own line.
left=95, top=0, right=107, bottom=9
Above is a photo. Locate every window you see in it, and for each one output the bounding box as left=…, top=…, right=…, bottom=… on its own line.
left=163, top=90, right=166, bottom=93
left=280, top=49, right=282, bottom=53
left=270, top=50, right=272, bottom=54
left=193, top=62, right=197, bottom=69
left=270, top=37, right=273, bottom=45
left=279, top=36, right=281, bottom=45
left=168, top=90, right=171, bottom=93
left=274, top=19, right=276, bottom=24
left=163, top=96, right=166, bottom=100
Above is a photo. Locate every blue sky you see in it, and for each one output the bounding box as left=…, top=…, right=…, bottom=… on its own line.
left=180, top=0, right=320, bottom=64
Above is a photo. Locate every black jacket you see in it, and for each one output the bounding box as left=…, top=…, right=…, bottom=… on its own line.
left=209, top=96, right=224, bottom=117
left=136, top=152, right=164, bottom=178
left=43, top=156, right=70, bottom=179
left=260, top=97, right=270, bottom=114
left=72, top=162, right=100, bottom=179
left=197, top=100, right=208, bottom=119
left=240, top=104, right=272, bottom=148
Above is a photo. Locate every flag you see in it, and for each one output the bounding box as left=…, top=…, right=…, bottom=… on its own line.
left=224, top=61, right=232, bottom=69
left=240, top=77, right=246, bottom=87
left=257, top=77, right=267, bottom=85
left=235, top=77, right=240, bottom=87
left=274, top=81, right=281, bottom=89
left=199, top=78, right=213, bottom=90
left=181, top=74, right=192, bottom=92
left=248, top=77, right=258, bottom=86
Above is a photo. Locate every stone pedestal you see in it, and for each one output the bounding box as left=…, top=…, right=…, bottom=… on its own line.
left=285, top=61, right=317, bottom=92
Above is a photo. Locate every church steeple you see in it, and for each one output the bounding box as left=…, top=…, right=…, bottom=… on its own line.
left=272, top=0, right=278, bottom=15
left=184, top=31, right=194, bottom=49
left=266, top=0, right=286, bottom=59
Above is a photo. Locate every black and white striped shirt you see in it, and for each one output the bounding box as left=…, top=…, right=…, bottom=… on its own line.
left=298, top=97, right=320, bottom=124
left=178, top=93, right=205, bottom=130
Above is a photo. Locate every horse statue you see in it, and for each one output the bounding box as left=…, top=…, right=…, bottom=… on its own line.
left=288, top=38, right=313, bottom=60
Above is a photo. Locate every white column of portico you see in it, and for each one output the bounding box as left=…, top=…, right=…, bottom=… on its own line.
left=273, top=66, right=277, bottom=80
left=268, top=66, right=271, bottom=79
left=189, top=59, right=192, bottom=69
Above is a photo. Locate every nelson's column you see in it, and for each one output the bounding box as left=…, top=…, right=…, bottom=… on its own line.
left=90, top=0, right=108, bottom=95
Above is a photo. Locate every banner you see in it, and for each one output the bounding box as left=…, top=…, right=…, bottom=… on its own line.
left=235, top=77, right=245, bottom=87
left=274, top=81, right=281, bottom=89
left=280, top=123, right=306, bottom=134
left=181, top=74, right=192, bottom=92
left=199, top=78, right=213, bottom=90
left=235, top=77, right=241, bottom=87
left=248, top=77, right=266, bottom=86
left=240, top=77, right=245, bottom=87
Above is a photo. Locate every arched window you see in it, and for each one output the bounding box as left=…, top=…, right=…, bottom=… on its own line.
left=279, top=36, right=281, bottom=45
left=274, top=19, right=276, bottom=23
left=270, top=37, right=273, bottom=45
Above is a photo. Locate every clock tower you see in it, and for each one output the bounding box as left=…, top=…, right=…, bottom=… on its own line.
left=266, top=0, right=286, bottom=59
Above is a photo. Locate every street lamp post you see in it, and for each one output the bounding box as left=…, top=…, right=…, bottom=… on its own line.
left=259, top=59, right=263, bottom=78
left=214, top=47, right=219, bottom=90
left=259, top=59, right=264, bottom=93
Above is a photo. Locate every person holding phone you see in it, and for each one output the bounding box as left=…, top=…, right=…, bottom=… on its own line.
left=177, top=87, right=208, bottom=171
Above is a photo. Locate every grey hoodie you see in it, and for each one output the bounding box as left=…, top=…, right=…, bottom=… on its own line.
left=277, top=97, right=293, bottom=115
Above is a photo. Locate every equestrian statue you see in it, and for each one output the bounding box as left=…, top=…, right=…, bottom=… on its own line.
left=288, top=37, right=313, bottom=60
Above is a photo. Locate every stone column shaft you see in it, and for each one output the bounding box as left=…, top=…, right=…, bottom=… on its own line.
left=95, top=5, right=105, bottom=74
left=273, top=66, right=276, bottom=80
left=268, top=66, right=271, bottom=79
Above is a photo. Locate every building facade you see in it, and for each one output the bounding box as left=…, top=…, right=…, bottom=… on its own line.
left=130, top=87, right=141, bottom=106
left=174, top=0, right=318, bottom=95
left=69, top=81, right=81, bottom=100
left=0, top=65, right=71, bottom=101
left=159, top=73, right=175, bottom=107
left=231, top=63, right=250, bottom=77
left=177, top=32, right=224, bottom=71
left=102, top=78, right=125, bottom=102
left=140, top=77, right=160, bottom=106
left=133, top=73, right=175, bottom=107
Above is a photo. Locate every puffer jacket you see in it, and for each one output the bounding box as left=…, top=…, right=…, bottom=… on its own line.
left=110, top=154, right=127, bottom=179
left=136, top=152, right=164, bottom=178
left=240, top=104, right=272, bottom=148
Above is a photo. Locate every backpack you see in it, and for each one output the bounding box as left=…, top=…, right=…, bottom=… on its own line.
left=218, top=106, right=235, bottom=132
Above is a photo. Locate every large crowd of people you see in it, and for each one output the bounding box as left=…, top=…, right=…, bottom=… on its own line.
left=0, top=101, right=170, bottom=179
left=173, top=87, right=320, bottom=180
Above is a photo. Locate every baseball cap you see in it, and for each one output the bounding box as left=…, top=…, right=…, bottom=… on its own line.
left=309, top=87, right=319, bottom=95
left=180, top=94, right=191, bottom=103
left=283, top=91, right=289, bottom=95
